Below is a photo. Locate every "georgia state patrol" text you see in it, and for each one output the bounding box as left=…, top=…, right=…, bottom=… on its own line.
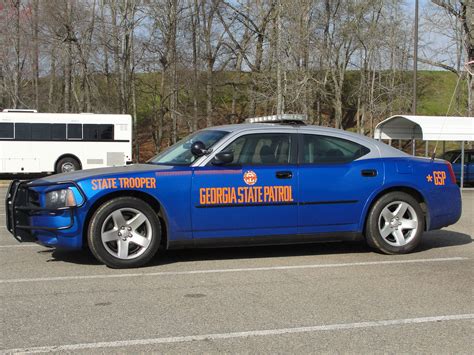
left=199, top=186, right=293, bottom=205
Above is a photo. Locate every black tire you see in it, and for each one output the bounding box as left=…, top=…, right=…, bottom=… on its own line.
left=365, top=191, right=424, bottom=254
left=87, top=196, right=161, bottom=268
left=55, top=157, right=81, bottom=173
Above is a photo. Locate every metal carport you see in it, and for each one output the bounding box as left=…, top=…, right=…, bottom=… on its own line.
left=374, top=115, right=474, bottom=187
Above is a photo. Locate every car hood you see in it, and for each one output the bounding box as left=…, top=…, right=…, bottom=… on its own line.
left=29, top=164, right=184, bottom=185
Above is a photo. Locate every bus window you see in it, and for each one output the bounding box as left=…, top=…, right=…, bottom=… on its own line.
left=0, top=123, right=14, bottom=138
left=31, top=123, right=51, bottom=140
left=15, top=123, right=32, bottom=140
left=68, top=124, right=82, bottom=139
left=83, top=124, right=98, bottom=140
left=83, top=124, right=114, bottom=140
left=51, top=124, right=66, bottom=140
left=99, top=124, right=114, bottom=140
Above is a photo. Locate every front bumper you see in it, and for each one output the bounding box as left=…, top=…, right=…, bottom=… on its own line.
left=6, top=180, right=87, bottom=246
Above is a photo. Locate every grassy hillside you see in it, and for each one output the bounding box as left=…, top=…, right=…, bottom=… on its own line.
left=417, top=71, right=468, bottom=116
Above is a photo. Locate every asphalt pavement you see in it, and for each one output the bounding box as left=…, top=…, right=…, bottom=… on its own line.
left=1, top=188, right=473, bottom=353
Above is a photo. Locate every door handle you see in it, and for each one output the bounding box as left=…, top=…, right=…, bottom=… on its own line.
left=276, top=171, right=292, bottom=179
left=361, top=169, right=377, bottom=177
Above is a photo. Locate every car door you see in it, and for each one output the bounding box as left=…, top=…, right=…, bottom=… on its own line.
left=297, top=133, right=384, bottom=234
left=191, top=132, right=298, bottom=240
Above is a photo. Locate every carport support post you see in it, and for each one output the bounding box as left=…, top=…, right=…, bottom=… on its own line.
left=460, top=141, right=465, bottom=189
left=412, top=139, right=416, bottom=155
left=425, top=141, right=429, bottom=157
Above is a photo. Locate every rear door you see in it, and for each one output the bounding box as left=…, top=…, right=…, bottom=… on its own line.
left=192, top=132, right=298, bottom=240
left=297, top=133, right=383, bottom=234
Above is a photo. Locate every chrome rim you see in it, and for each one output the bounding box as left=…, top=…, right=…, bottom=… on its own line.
left=61, top=162, right=75, bottom=172
left=101, top=208, right=152, bottom=260
left=378, top=201, right=418, bottom=247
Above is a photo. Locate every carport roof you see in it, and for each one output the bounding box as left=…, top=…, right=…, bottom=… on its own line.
left=374, top=115, right=474, bottom=141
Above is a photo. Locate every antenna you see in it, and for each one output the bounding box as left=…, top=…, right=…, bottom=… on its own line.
left=430, top=60, right=471, bottom=161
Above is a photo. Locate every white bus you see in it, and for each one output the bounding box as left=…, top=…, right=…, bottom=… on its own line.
left=0, top=111, right=132, bottom=174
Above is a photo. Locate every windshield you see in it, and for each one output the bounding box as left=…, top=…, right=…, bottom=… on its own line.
left=149, top=130, right=228, bottom=166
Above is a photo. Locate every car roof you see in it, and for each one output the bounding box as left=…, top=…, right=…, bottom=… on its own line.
left=204, top=123, right=383, bottom=146
left=201, top=123, right=409, bottom=159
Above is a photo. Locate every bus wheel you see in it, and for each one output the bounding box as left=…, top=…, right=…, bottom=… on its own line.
left=56, top=157, right=81, bottom=173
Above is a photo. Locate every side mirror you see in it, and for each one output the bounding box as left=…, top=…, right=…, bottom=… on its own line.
left=212, top=151, right=234, bottom=165
left=191, top=141, right=207, bottom=157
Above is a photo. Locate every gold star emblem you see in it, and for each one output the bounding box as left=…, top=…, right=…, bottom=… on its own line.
left=426, top=174, right=433, bottom=183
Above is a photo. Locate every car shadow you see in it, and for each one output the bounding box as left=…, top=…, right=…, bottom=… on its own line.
left=46, top=230, right=472, bottom=268
left=417, top=230, right=473, bottom=252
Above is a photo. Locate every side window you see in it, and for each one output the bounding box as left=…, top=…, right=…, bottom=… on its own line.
left=99, top=124, right=114, bottom=140
left=31, top=123, right=51, bottom=140
left=83, top=124, right=114, bottom=140
left=0, top=123, right=14, bottom=138
left=83, top=124, right=98, bottom=140
left=221, top=133, right=292, bottom=165
left=301, top=134, right=370, bottom=164
left=67, top=124, right=82, bottom=139
left=15, top=123, right=31, bottom=140
left=51, top=124, right=66, bottom=140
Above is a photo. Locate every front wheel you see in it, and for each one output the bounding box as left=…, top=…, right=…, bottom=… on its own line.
left=365, top=192, right=424, bottom=254
left=87, top=197, right=161, bottom=268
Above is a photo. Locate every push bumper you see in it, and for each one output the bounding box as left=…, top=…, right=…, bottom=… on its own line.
left=6, top=180, right=87, bottom=244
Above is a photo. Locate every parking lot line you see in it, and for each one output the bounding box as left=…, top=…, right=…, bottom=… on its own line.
left=0, top=257, right=467, bottom=284
left=2, top=313, right=473, bottom=354
left=0, top=244, right=40, bottom=249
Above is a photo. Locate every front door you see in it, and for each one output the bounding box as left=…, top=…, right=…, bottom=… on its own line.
left=192, top=132, right=298, bottom=240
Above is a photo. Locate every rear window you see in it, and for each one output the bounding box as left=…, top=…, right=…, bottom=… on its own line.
left=301, top=134, right=370, bottom=164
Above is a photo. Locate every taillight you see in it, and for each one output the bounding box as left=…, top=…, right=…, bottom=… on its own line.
left=446, top=162, right=456, bottom=184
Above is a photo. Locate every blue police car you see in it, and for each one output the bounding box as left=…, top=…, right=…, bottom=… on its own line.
left=6, top=115, right=462, bottom=268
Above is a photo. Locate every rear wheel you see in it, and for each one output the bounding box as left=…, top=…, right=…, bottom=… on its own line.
left=365, top=192, right=424, bottom=254
left=87, top=197, right=161, bottom=268
left=55, top=157, right=81, bottom=173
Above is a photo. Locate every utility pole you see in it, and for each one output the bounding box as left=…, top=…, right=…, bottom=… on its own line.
left=412, top=0, right=419, bottom=115
left=276, top=0, right=283, bottom=118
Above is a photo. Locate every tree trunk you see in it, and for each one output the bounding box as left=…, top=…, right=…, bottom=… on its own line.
left=191, top=0, right=200, bottom=132
left=170, top=0, right=178, bottom=143
left=111, top=0, right=122, bottom=113
left=206, top=59, right=213, bottom=126
left=466, top=0, right=474, bottom=116
left=13, top=0, right=21, bottom=108
left=276, top=0, right=283, bottom=116
left=48, top=48, right=56, bottom=110
left=32, top=0, right=39, bottom=110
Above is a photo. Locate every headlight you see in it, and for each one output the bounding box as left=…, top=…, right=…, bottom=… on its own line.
left=45, top=189, right=77, bottom=209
